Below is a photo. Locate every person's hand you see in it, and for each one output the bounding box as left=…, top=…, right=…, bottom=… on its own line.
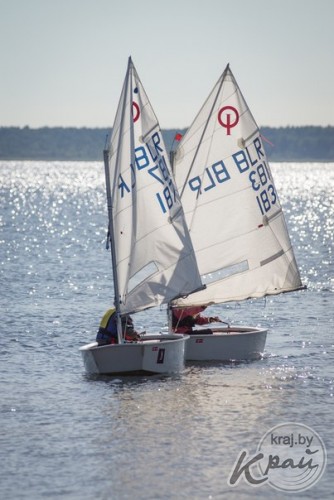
left=209, top=316, right=220, bottom=323
left=126, top=331, right=141, bottom=341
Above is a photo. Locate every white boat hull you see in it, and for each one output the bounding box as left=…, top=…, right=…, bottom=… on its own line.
left=80, top=334, right=188, bottom=375
left=184, top=326, right=267, bottom=362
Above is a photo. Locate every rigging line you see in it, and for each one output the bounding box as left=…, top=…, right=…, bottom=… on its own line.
left=229, top=66, right=260, bottom=132
left=124, top=61, right=137, bottom=297
left=179, top=65, right=230, bottom=200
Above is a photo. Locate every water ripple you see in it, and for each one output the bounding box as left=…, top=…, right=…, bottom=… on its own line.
left=0, top=161, right=333, bottom=499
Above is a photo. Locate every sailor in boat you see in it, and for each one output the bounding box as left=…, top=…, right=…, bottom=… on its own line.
left=96, top=308, right=140, bottom=345
left=172, top=306, right=222, bottom=335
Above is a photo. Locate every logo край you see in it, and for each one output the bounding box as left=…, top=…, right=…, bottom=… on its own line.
left=228, top=422, right=326, bottom=492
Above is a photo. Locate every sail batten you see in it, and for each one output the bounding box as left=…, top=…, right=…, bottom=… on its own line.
left=173, top=64, right=303, bottom=308
left=260, top=249, right=285, bottom=266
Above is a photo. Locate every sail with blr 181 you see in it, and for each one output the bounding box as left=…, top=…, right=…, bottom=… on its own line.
left=170, top=64, right=304, bottom=362
left=80, top=57, right=203, bottom=375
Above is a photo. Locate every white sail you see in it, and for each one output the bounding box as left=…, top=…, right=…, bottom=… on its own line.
left=173, top=64, right=302, bottom=307
left=105, top=57, right=202, bottom=315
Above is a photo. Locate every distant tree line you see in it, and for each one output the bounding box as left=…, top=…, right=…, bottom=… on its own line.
left=0, top=126, right=333, bottom=161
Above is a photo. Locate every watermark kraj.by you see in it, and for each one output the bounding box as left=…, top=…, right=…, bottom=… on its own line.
left=228, top=422, right=327, bottom=492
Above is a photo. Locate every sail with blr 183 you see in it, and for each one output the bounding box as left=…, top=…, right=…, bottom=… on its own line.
left=80, top=57, right=203, bottom=375
left=170, top=64, right=304, bottom=362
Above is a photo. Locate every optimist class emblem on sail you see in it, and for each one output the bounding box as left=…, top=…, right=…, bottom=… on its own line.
left=132, top=101, right=140, bottom=122
left=218, top=106, right=239, bottom=135
left=132, top=86, right=140, bottom=123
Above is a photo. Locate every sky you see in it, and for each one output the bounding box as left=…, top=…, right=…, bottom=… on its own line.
left=0, top=0, right=333, bottom=129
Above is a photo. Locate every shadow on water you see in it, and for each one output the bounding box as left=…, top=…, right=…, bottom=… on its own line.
left=82, top=353, right=269, bottom=386
left=82, top=371, right=183, bottom=387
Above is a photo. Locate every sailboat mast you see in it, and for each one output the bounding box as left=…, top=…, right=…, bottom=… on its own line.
left=103, top=57, right=132, bottom=344
left=103, top=149, right=123, bottom=343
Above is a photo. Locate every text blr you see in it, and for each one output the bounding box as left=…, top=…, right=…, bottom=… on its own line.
left=118, top=131, right=177, bottom=214
left=188, top=136, right=277, bottom=216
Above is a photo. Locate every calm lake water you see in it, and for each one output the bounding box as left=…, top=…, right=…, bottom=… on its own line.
left=0, top=161, right=333, bottom=499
